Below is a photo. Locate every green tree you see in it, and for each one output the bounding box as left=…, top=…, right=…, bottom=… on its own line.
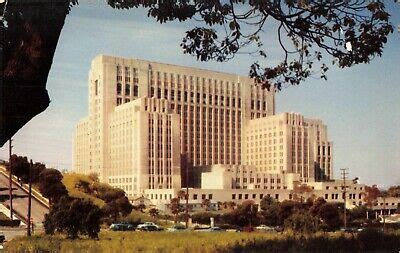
left=348, top=205, right=368, bottom=224
left=38, top=168, right=68, bottom=205
left=170, top=197, right=184, bottom=223
left=201, top=198, right=211, bottom=211
left=277, top=200, right=303, bottom=225
left=9, top=155, right=29, bottom=183
left=226, top=200, right=258, bottom=227
left=31, top=162, right=46, bottom=183
left=88, top=172, right=100, bottom=183
left=102, top=196, right=133, bottom=223
left=364, top=185, right=380, bottom=208
left=318, top=203, right=341, bottom=231
left=292, top=184, right=313, bottom=203
left=259, top=196, right=280, bottom=226
left=310, top=197, right=327, bottom=217
left=148, top=208, right=159, bottom=220
left=220, top=201, right=236, bottom=211
left=260, top=195, right=277, bottom=211
left=387, top=185, right=400, bottom=198
left=284, top=211, right=318, bottom=234
left=44, top=196, right=102, bottom=239
left=191, top=212, right=218, bottom=225
left=108, top=1, right=392, bottom=90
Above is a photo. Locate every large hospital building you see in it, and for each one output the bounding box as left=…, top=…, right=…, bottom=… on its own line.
left=73, top=55, right=364, bottom=210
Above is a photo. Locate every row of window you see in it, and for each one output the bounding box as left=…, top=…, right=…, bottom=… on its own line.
left=108, top=177, right=135, bottom=184
left=116, top=83, right=139, bottom=96
left=149, top=71, right=244, bottom=95
left=324, top=193, right=362, bottom=200
left=235, top=177, right=282, bottom=184
left=232, top=193, right=280, bottom=201
left=149, top=87, right=244, bottom=107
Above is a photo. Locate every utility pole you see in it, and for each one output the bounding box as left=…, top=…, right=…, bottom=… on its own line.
left=27, top=159, right=33, bottom=236
left=185, top=155, right=189, bottom=228
left=340, top=168, right=349, bottom=230
left=383, top=194, right=386, bottom=233
left=8, top=138, right=13, bottom=220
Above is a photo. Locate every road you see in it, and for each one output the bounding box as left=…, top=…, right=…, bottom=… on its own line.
left=0, top=226, right=26, bottom=242
left=0, top=173, right=48, bottom=227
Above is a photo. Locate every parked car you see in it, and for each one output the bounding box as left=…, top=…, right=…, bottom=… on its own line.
left=109, top=222, right=135, bottom=231
left=255, top=225, right=275, bottom=232
left=137, top=222, right=158, bottom=229
left=340, top=227, right=363, bottom=233
left=137, top=222, right=161, bottom=231
left=0, top=232, right=5, bottom=243
left=206, top=226, right=224, bottom=232
left=167, top=224, right=187, bottom=232
left=274, top=226, right=284, bottom=232
left=141, top=225, right=159, bottom=231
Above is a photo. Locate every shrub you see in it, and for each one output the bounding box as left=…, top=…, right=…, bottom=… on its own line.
left=191, top=212, right=217, bottom=224
left=44, top=196, right=102, bottom=239
left=284, top=211, right=318, bottom=234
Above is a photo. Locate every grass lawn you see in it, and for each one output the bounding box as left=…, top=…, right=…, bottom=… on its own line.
left=5, top=229, right=400, bottom=253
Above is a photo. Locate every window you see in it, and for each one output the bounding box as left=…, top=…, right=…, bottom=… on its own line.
left=125, top=84, right=130, bottom=95
left=208, top=194, right=213, bottom=200
left=202, top=194, right=206, bottom=199
left=94, top=80, right=98, bottom=95
left=117, top=83, right=122, bottom=94
left=232, top=194, right=236, bottom=200
left=133, top=85, right=139, bottom=96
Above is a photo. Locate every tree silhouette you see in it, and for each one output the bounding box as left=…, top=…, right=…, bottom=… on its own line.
left=364, top=185, right=380, bottom=208
left=201, top=198, right=211, bottom=211
left=292, top=183, right=313, bottom=203
left=148, top=208, right=159, bottom=220
left=169, top=197, right=184, bottom=223
left=38, top=168, right=68, bottom=205
left=44, top=196, right=102, bottom=239
left=108, top=0, right=393, bottom=90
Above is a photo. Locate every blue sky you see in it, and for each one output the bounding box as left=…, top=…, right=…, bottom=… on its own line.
left=0, top=1, right=399, bottom=188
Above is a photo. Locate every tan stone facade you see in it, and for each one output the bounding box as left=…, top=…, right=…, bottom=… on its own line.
left=243, top=112, right=333, bottom=182
left=73, top=55, right=274, bottom=195
left=145, top=179, right=366, bottom=211
left=73, top=55, right=345, bottom=206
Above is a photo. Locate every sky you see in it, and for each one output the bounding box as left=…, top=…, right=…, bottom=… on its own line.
left=0, top=1, right=399, bottom=188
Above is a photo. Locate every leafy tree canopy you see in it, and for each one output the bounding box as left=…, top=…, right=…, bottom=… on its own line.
left=106, top=0, right=393, bottom=90
left=284, top=210, right=318, bottom=234
left=38, top=168, right=68, bottom=204
left=387, top=185, right=400, bottom=198
left=44, top=196, right=102, bottom=239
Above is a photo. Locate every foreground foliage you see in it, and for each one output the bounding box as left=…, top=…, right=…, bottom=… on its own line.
left=6, top=229, right=400, bottom=253
left=62, top=173, right=133, bottom=224
left=44, top=196, right=102, bottom=239
left=191, top=197, right=347, bottom=232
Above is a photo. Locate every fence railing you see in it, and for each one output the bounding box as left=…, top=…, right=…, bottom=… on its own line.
left=0, top=166, right=50, bottom=209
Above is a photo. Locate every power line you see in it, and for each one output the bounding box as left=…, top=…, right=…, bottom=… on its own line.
left=340, top=168, right=349, bottom=230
